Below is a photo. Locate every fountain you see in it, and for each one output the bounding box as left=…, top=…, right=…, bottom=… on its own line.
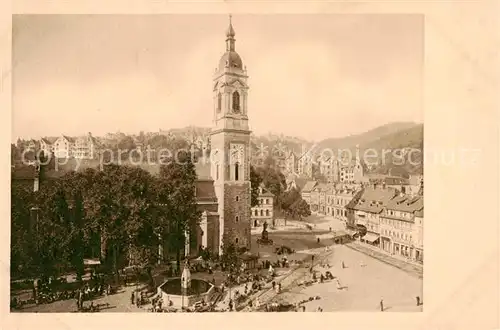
left=157, top=260, right=215, bottom=309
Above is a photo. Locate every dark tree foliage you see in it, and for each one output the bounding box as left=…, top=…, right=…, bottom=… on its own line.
left=250, top=165, right=263, bottom=207
left=11, top=153, right=200, bottom=280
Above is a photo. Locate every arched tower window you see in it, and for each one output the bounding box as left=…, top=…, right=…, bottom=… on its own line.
left=232, top=91, right=240, bottom=112
left=217, top=92, right=222, bottom=113
left=235, top=162, right=239, bottom=181
left=260, top=210, right=263, bottom=216
left=266, top=210, right=270, bottom=216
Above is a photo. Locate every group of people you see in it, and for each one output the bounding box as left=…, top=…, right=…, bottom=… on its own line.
left=76, top=281, right=112, bottom=311
left=130, top=290, right=148, bottom=308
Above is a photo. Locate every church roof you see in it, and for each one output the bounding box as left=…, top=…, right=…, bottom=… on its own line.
left=195, top=162, right=212, bottom=180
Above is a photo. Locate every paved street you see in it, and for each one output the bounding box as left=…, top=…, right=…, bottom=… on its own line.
left=272, top=244, right=423, bottom=312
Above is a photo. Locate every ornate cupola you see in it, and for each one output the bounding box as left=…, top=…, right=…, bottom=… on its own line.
left=218, top=15, right=244, bottom=72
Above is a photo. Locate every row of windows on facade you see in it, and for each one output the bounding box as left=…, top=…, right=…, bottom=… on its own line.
left=386, top=210, right=411, bottom=218
left=217, top=91, right=240, bottom=112
left=381, top=218, right=413, bottom=229
left=328, top=208, right=347, bottom=217
left=254, top=209, right=271, bottom=217
left=381, top=229, right=412, bottom=242
left=326, top=197, right=349, bottom=206
left=214, top=163, right=243, bottom=181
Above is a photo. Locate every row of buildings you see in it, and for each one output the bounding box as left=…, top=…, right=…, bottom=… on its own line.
left=299, top=174, right=424, bottom=263
left=19, top=133, right=102, bottom=160
left=278, top=147, right=365, bottom=184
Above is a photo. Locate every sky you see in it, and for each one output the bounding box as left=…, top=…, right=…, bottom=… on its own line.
left=12, top=14, right=423, bottom=142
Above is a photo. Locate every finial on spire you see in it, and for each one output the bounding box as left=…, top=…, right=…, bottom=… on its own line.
left=226, top=14, right=235, bottom=38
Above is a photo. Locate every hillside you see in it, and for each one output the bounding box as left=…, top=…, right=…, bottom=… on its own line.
left=20, top=122, right=423, bottom=175
left=316, top=122, right=419, bottom=150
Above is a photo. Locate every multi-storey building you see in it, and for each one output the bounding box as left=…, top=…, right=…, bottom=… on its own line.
left=346, top=185, right=399, bottom=246
left=40, top=133, right=100, bottom=159
left=319, top=157, right=337, bottom=183
left=300, top=180, right=317, bottom=207
left=251, top=185, right=274, bottom=227
left=331, top=185, right=358, bottom=223
left=337, top=159, right=364, bottom=183
left=284, top=150, right=299, bottom=175
left=345, top=183, right=424, bottom=262
left=73, top=133, right=101, bottom=159
left=380, top=194, right=423, bottom=261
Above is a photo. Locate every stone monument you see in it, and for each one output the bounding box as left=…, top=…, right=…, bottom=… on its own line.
left=257, top=221, right=273, bottom=245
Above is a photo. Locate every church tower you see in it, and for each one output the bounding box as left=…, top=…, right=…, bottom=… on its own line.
left=210, top=16, right=251, bottom=253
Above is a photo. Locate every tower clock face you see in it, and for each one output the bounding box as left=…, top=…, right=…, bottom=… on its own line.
left=230, top=143, right=244, bottom=164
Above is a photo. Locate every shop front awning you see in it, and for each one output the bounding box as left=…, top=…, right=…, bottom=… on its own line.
left=363, top=233, right=380, bottom=243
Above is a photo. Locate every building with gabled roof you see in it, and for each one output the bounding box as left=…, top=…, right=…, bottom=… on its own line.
left=251, top=185, right=275, bottom=227
left=300, top=180, right=317, bottom=207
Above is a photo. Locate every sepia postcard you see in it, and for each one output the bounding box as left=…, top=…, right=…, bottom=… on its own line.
left=1, top=2, right=498, bottom=330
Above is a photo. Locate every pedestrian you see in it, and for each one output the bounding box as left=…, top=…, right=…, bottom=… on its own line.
left=380, top=298, right=384, bottom=311
left=228, top=298, right=233, bottom=311
left=302, top=305, right=306, bottom=312
left=336, top=279, right=342, bottom=290
left=416, top=296, right=420, bottom=306
left=131, top=291, right=135, bottom=305
left=342, top=261, right=345, bottom=269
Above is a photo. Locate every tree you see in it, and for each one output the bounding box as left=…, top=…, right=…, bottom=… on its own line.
left=220, top=239, right=240, bottom=276
left=155, top=150, right=201, bottom=270
left=250, top=165, right=262, bottom=207
left=256, top=166, right=286, bottom=208
left=290, top=199, right=311, bottom=221
left=10, top=183, right=36, bottom=277
left=280, top=188, right=302, bottom=225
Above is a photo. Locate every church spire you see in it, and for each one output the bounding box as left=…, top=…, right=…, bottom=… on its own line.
left=226, top=15, right=236, bottom=51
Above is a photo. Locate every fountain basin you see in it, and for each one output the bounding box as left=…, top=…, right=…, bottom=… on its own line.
left=157, top=278, right=215, bottom=308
